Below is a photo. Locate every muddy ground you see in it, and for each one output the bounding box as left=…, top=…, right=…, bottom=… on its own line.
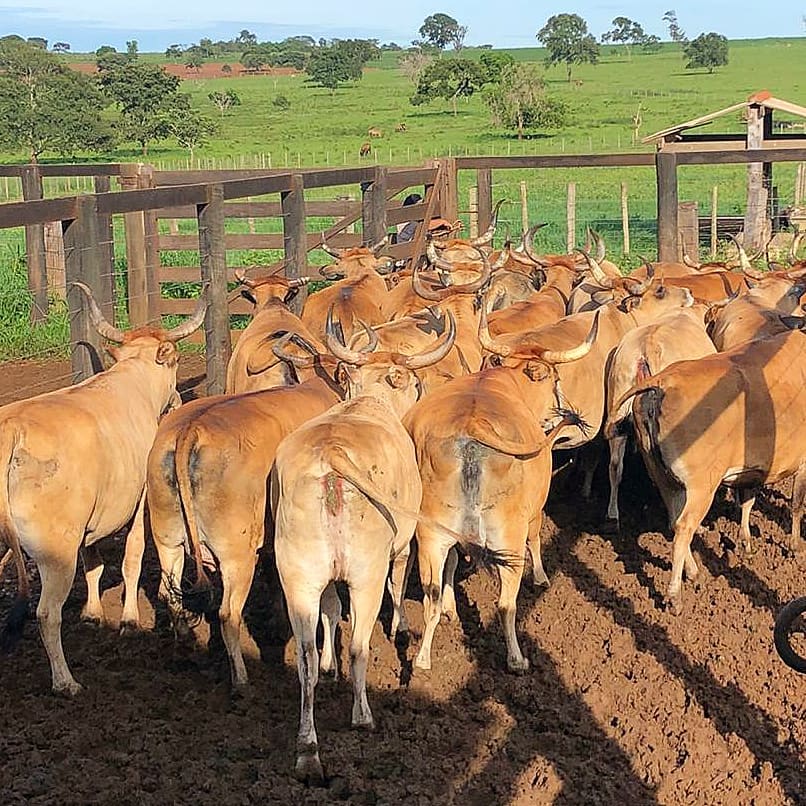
left=1, top=359, right=805, bottom=805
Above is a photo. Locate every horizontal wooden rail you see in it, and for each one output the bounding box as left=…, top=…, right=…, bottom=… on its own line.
left=0, top=196, right=78, bottom=228
left=455, top=153, right=656, bottom=169
left=0, top=163, right=125, bottom=178
left=158, top=232, right=363, bottom=251
left=676, top=147, right=806, bottom=165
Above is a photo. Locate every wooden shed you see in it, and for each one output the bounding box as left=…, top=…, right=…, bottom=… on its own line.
left=643, top=91, right=806, bottom=249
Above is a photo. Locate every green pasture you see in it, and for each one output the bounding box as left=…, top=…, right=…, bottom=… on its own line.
left=0, top=38, right=804, bottom=359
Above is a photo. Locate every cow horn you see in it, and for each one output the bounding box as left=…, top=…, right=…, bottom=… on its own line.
left=478, top=302, right=511, bottom=357
left=427, top=239, right=455, bottom=273
left=540, top=310, right=600, bottom=364
left=508, top=246, right=535, bottom=267
left=368, top=235, right=389, bottom=255
left=234, top=267, right=257, bottom=288
left=320, top=232, right=344, bottom=259
left=623, top=263, right=654, bottom=296
left=522, top=223, right=551, bottom=267
left=325, top=307, right=377, bottom=365
left=727, top=233, right=754, bottom=273
left=288, top=276, right=311, bottom=288
left=471, top=199, right=505, bottom=246
left=404, top=310, right=457, bottom=369
left=72, top=282, right=126, bottom=344
left=790, top=232, right=804, bottom=264
left=271, top=332, right=316, bottom=368
left=491, top=241, right=511, bottom=271
left=590, top=229, right=606, bottom=263
left=682, top=251, right=701, bottom=269
left=575, top=249, right=612, bottom=287
left=413, top=264, right=450, bottom=301
left=166, top=285, right=209, bottom=342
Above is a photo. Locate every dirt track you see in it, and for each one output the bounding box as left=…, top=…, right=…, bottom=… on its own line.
left=1, top=360, right=805, bottom=805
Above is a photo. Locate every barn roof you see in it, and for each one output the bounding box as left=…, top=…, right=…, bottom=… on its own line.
left=642, top=91, right=806, bottom=144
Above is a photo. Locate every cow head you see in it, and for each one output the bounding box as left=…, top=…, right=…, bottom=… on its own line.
left=326, top=306, right=456, bottom=417
left=319, top=234, right=397, bottom=279
left=236, top=266, right=310, bottom=308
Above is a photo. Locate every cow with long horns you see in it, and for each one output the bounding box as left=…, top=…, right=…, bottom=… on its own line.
left=0, top=283, right=207, bottom=694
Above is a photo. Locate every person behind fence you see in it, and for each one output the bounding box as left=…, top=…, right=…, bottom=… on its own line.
left=395, top=193, right=460, bottom=244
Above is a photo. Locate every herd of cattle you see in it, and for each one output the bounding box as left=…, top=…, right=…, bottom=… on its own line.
left=1, top=209, right=806, bottom=781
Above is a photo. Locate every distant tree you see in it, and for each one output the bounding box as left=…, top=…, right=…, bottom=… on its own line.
left=169, top=109, right=217, bottom=163
left=683, top=32, right=728, bottom=73
left=601, top=17, right=646, bottom=60
left=236, top=29, right=258, bottom=47
left=198, top=38, right=214, bottom=57
left=272, top=94, right=291, bottom=109
left=640, top=34, right=662, bottom=53
left=185, top=55, right=203, bottom=72
left=330, top=38, right=381, bottom=66
left=0, top=40, right=111, bottom=161
left=165, top=44, right=183, bottom=59
left=419, top=13, right=466, bottom=51
left=479, top=51, right=515, bottom=83
left=99, top=61, right=185, bottom=154
left=241, top=48, right=267, bottom=71
left=208, top=88, right=240, bottom=116
left=26, top=37, right=47, bottom=50
left=95, top=45, right=128, bottom=72
left=382, top=42, right=403, bottom=51
left=398, top=50, right=433, bottom=85
left=221, top=63, right=232, bottom=74
left=484, top=63, right=567, bottom=139
left=126, top=40, right=139, bottom=59
left=537, top=14, right=599, bottom=82
left=663, top=10, right=687, bottom=43
left=304, top=45, right=363, bottom=91
left=410, top=58, right=488, bottom=115
left=52, top=42, right=70, bottom=53
left=478, top=44, right=494, bottom=50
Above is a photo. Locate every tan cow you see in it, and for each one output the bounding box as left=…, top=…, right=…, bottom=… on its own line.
left=602, top=306, right=717, bottom=529
left=226, top=268, right=317, bottom=393
left=624, top=327, right=806, bottom=610
left=0, top=284, right=206, bottom=694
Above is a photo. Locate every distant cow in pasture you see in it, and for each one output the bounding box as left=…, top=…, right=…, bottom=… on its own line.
left=359, top=141, right=372, bottom=158
left=394, top=122, right=407, bottom=133
left=367, top=127, right=383, bottom=138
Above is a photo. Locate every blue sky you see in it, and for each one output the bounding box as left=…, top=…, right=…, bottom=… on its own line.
left=1, top=1, right=804, bottom=52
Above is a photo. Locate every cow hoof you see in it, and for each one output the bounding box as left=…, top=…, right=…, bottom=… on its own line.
left=441, top=608, right=458, bottom=623
left=351, top=716, right=375, bottom=731
left=80, top=613, right=103, bottom=627
left=414, top=655, right=432, bottom=672
left=665, top=595, right=683, bottom=616
left=507, top=657, right=530, bottom=674
left=53, top=680, right=83, bottom=697
left=294, top=752, right=325, bottom=786
left=601, top=518, right=620, bottom=536
left=119, top=620, right=141, bottom=637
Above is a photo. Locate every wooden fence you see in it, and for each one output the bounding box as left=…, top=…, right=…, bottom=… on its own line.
left=2, top=146, right=806, bottom=394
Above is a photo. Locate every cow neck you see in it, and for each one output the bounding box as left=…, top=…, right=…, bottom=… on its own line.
left=107, top=357, right=176, bottom=421
left=543, top=282, right=570, bottom=310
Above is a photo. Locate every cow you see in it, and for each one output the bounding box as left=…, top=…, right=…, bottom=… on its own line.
left=226, top=267, right=317, bottom=394
left=0, top=284, right=206, bottom=694
left=402, top=315, right=598, bottom=673
left=394, top=122, right=407, bottom=133
left=602, top=306, right=717, bottom=530
left=301, top=237, right=393, bottom=341
left=359, top=142, right=372, bottom=158
left=148, top=365, right=343, bottom=690
left=622, top=326, right=806, bottom=611
left=367, top=127, right=383, bottom=138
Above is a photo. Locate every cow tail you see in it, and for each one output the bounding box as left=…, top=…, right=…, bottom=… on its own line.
left=604, top=356, right=653, bottom=440
left=173, top=425, right=215, bottom=614
left=323, top=445, right=517, bottom=571
left=0, top=423, right=30, bottom=653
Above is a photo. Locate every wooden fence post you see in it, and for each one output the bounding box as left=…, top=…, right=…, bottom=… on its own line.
left=469, top=186, right=479, bottom=239
left=477, top=168, right=492, bottom=234
left=678, top=201, right=699, bottom=261
left=20, top=165, right=48, bottom=323
left=438, top=157, right=458, bottom=222
left=139, top=165, right=161, bottom=325
left=63, top=195, right=106, bottom=384
left=361, top=166, right=388, bottom=245
left=43, top=222, right=66, bottom=300
left=197, top=183, right=231, bottom=396
left=93, top=175, right=116, bottom=324
left=119, top=164, right=149, bottom=327
left=519, top=181, right=529, bottom=237
left=282, top=174, right=308, bottom=314
left=656, top=150, right=679, bottom=262
left=566, top=182, right=576, bottom=253
left=620, top=182, right=630, bottom=254
left=710, top=185, right=719, bottom=258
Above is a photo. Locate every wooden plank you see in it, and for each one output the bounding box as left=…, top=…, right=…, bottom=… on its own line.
left=621, top=182, right=630, bottom=255
left=656, top=151, right=679, bottom=262
left=437, top=158, right=458, bottom=221
left=197, top=183, right=231, bottom=395
left=456, top=154, right=656, bottom=169
left=678, top=201, right=699, bottom=261
left=158, top=265, right=323, bottom=284
left=744, top=105, right=767, bottom=249
left=300, top=167, right=376, bottom=189
left=119, top=165, right=149, bottom=327
left=0, top=163, right=123, bottom=178
left=387, top=202, right=429, bottom=226
left=0, top=196, right=78, bottom=229
left=361, top=166, right=388, bottom=246
left=20, top=165, right=48, bottom=322
left=64, top=195, right=106, bottom=383
left=140, top=166, right=162, bottom=325
left=97, top=183, right=211, bottom=215
left=676, top=148, right=806, bottom=165
left=93, top=175, right=116, bottom=324
left=566, top=182, right=576, bottom=253
left=157, top=232, right=363, bottom=252
left=477, top=168, right=492, bottom=234
left=220, top=174, right=295, bottom=199
left=387, top=167, right=438, bottom=189
left=282, top=174, right=308, bottom=312
left=160, top=297, right=254, bottom=316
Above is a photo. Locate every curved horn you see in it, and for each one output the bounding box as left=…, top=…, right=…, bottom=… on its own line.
left=727, top=233, right=754, bottom=273
left=622, top=263, right=654, bottom=296
left=774, top=596, right=806, bottom=674
left=234, top=267, right=257, bottom=288
left=288, top=276, right=311, bottom=289
left=427, top=239, right=455, bottom=273
left=325, top=307, right=377, bottom=365
left=404, top=310, right=457, bottom=369
left=540, top=310, right=600, bottom=364
left=471, top=199, right=505, bottom=246
left=507, top=246, right=536, bottom=267
left=413, top=264, right=451, bottom=301
left=271, top=332, right=316, bottom=368
left=790, top=232, right=804, bottom=264
left=491, top=241, right=511, bottom=271
left=320, top=232, right=344, bottom=259
left=522, top=223, right=550, bottom=267
left=590, top=229, right=606, bottom=263
left=575, top=249, right=612, bottom=287
left=72, top=282, right=126, bottom=344
left=478, top=301, right=511, bottom=357
left=166, top=285, right=209, bottom=342
left=368, top=234, right=389, bottom=255
left=682, top=251, right=701, bottom=269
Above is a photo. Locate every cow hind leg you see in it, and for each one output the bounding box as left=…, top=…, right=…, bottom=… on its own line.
left=319, top=581, right=341, bottom=676
left=218, top=555, right=256, bottom=691
left=441, top=547, right=459, bottom=622
left=526, top=513, right=549, bottom=587
left=605, top=434, right=628, bottom=529
left=80, top=544, right=105, bottom=625
left=790, top=464, right=806, bottom=554
left=388, top=540, right=412, bottom=636
left=667, top=490, right=712, bottom=614
left=153, top=535, right=190, bottom=638
left=498, top=555, right=528, bottom=672
left=414, top=529, right=450, bottom=671
left=120, top=494, right=146, bottom=633
left=347, top=574, right=386, bottom=730
left=736, top=488, right=757, bottom=555
left=37, top=550, right=82, bottom=695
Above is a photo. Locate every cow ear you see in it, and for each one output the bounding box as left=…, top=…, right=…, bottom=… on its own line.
left=387, top=366, right=409, bottom=388
left=621, top=295, right=641, bottom=312
left=156, top=341, right=177, bottom=365
left=523, top=361, right=549, bottom=382
left=654, top=284, right=667, bottom=299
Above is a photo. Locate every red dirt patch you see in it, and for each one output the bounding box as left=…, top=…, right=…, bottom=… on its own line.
left=68, top=62, right=301, bottom=80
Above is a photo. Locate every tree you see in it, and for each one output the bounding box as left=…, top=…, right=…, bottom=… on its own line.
left=537, top=14, right=599, bottom=82
left=410, top=58, right=488, bottom=115
left=169, top=109, right=217, bottom=164
left=663, top=10, right=687, bottom=43
left=479, top=51, right=515, bottom=83
left=398, top=51, right=433, bottom=85
left=184, top=55, right=203, bottom=73
left=208, top=88, right=240, bottom=116
left=683, top=32, right=728, bottom=73
left=304, top=45, right=363, bottom=91
left=95, top=45, right=128, bottom=72
left=236, top=29, right=258, bottom=46
left=484, top=63, right=566, bottom=139
left=602, top=17, right=646, bottom=60
left=165, top=44, right=183, bottom=59
left=26, top=37, right=47, bottom=50
left=52, top=42, right=70, bottom=53
left=221, top=64, right=232, bottom=74
left=419, top=13, right=466, bottom=51
left=0, top=39, right=111, bottom=161
left=99, top=61, right=185, bottom=154
left=126, top=40, right=139, bottom=59
left=640, top=35, right=662, bottom=53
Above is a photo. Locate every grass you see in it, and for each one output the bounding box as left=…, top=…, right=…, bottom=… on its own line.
left=0, top=37, right=804, bottom=358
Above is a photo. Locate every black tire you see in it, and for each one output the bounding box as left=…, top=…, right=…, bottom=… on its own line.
left=774, top=596, right=806, bottom=673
